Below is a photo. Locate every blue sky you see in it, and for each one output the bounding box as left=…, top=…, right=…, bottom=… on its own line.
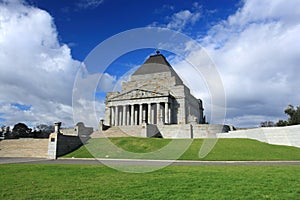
left=29, top=0, right=238, bottom=61
left=0, top=0, right=300, bottom=128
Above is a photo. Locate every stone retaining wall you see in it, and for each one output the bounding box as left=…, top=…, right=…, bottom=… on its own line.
left=217, top=125, right=300, bottom=148
left=0, top=138, right=48, bottom=158
left=142, top=124, right=230, bottom=139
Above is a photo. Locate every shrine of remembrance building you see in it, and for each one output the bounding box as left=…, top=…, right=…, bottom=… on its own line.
left=104, top=52, right=205, bottom=128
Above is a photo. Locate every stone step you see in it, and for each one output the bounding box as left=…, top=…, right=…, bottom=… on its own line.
left=0, top=139, right=48, bottom=158
left=91, top=127, right=128, bottom=138
left=91, top=126, right=143, bottom=138
left=119, top=125, right=143, bottom=137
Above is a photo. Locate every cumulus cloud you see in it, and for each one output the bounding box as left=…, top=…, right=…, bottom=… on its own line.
left=162, top=0, right=300, bottom=127
left=67, top=63, right=117, bottom=128
left=151, top=3, right=202, bottom=31
left=166, top=9, right=201, bottom=31
left=0, top=0, right=80, bottom=127
left=168, top=47, right=225, bottom=124
left=199, top=0, right=300, bottom=127
left=1, top=0, right=299, bottom=130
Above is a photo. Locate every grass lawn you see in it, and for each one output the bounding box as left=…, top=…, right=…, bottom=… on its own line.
left=64, top=138, right=300, bottom=161
left=0, top=164, right=299, bottom=199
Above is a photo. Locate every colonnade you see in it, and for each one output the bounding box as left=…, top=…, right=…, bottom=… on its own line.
left=110, top=102, right=171, bottom=126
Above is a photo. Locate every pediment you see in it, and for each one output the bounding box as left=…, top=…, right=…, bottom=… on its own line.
left=108, top=89, right=168, bottom=101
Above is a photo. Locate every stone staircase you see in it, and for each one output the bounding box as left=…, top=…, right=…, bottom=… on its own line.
left=0, top=138, right=48, bottom=158
left=91, top=127, right=128, bottom=138
left=119, top=125, right=143, bottom=137
left=91, top=126, right=143, bottom=138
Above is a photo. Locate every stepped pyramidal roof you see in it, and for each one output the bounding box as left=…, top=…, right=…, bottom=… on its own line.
left=132, top=53, right=174, bottom=76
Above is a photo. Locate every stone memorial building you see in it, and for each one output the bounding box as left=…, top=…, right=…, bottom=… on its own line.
left=105, top=52, right=205, bottom=127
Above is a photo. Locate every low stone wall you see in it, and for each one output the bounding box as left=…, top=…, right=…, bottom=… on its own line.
left=143, top=124, right=230, bottom=139
left=0, top=138, right=48, bottom=158
left=159, top=124, right=192, bottom=138
left=102, top=124, right=230, bottom=139
left=48, top=132, right=87, bottom=159
left=143, top=124, right=160, bottom=137
left=217, top=125, right=300, bottom=148
left=48, top=122, right=93, bottom=159
left=192, top=124, right=230, bottom=138
left=56, top=134, right=83, bottom=157
left=61, top=122, right=93, bottom=137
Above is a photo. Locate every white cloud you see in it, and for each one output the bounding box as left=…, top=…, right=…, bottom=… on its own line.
left=166, top=10, right=201, bottom=31
left=151, top=3, right=202, bottom=31
left=72, top=64, right=118, bottom=128
left=154, top=4, right=175, bottom=14
left=75, top=0, right=104, bottom=10
left=73, top=98, right=102, bottom=128
left=1, top=0, right=299, bottom=130
left=161, top=0, right=300, bottom=127
left=198, top=0, right=300, bottom=127
left=0, top=0, right=80, bottom=127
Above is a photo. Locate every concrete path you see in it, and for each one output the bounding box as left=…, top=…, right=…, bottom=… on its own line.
left=0, top=157, right=48, bottom=164
left=1, top=157, right=300, bottom=166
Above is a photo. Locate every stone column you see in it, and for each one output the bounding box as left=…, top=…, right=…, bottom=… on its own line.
left=122, top=105, right=126, bottom=126
left=165, top=102, right=169, bottom=124
left=148, top=103, right=151, bottom=124
left=54, top=122, right=61, bottom=133
left=110, top=107, right=114, bottom=126
left=139, top=104, right=143, bottom=125
left=115, top=106, right=119, bottom=126
left=134, top=108, right=138, bottom=125
left=131, top=104, right=134, bottom=126
left=168, top=105, right=171, bottom=124
left=142, top=109, right=146, bottom=123
left=156, top=103, right=160, bottom=124
left=151, top=107, right=155, bottom=124
left=126, top=105, right=130, bottom=125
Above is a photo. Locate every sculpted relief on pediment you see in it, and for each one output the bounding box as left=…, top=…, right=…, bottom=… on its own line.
left=109, top=89, right=167, bottom=101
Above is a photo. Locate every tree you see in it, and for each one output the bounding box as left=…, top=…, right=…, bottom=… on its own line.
left=0, top=125, right=4, bottom=133
left=260, top=121, right=275, bottom=127
left=12, top=123, right=32, bottom=138
left=284, top=105, right=300, bottom=125
left=34, top=124, right=54, bottom=138
left=36, top=124, right=54, bottom=133
left=276, top=120, right=288, bottom=127
left=0, top=126, right=11, bottom=139
left=0, top=126, right=4, bottom=138
left=276, top=105, right=300, bottom=126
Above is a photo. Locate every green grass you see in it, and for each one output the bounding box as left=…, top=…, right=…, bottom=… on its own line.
left=65, top=137, right=172, bottom=159
left=64, top=138, right=300, bottom=161
left=0, top=164, right=299, bottom=199
left=181, top=138, right=300, bottom=161
left=109, top=137, right=171, bottom=153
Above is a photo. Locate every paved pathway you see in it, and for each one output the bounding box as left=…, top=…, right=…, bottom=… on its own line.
left=0, top=157, right=48, bottom=164
left=1, top=157, right=300, bottom=166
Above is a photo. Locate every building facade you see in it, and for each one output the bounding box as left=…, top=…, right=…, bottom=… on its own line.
left=104, top=53, right=205, bottom=127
